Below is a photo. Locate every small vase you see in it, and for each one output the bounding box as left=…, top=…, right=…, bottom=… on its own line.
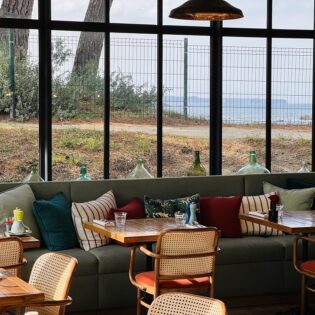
left=76, top=163, right=92, bottom=181
left=127, top=158, right=153, bottom=179
left=23, top=164, right=44, bottom=182
left=187, top=151, right=206, bottom=176
left=237, top=151, right=270, bottom=174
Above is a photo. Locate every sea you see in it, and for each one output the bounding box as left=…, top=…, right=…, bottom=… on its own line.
left=163, top=96, right=312, bottom=125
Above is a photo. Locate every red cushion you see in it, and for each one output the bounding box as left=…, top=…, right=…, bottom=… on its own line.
left=300, top=260, right=315, bottom=273
left=200, top=195, right=243, bottom=238
left=135, top=271, right=209, bottom=289
left=108, top=197, right=145, bottom=220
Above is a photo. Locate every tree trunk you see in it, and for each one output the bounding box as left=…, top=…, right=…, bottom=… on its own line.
left=0, top=0, right=34, bottom=60
left=72, top=0, right=113, bottom=77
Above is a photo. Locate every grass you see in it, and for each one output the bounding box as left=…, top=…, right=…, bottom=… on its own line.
left=0, top=119, right=312, bottom=182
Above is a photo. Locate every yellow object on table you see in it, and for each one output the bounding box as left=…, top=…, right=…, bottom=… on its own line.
left=13, top=208, right=24, bottom=222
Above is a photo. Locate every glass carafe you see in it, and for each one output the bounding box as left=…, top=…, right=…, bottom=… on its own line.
left=23, top=164, right=44, bottom=182
left=127, top=158, right=153, bottom=179
left=187, top=151, right=206, bottom=176
left=237, top=151, right=270, bottom=174
left=76, top=163, right=92, bottom=181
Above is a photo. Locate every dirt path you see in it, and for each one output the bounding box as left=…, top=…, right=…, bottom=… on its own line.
left=0, top=121, right=311, bottom=140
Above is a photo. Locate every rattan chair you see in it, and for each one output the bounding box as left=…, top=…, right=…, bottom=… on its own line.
left=0, top=237, right=26, bottom=277
left=148, top=292, right=227, bottom=315
left=24, top=252, right=78, bottom=315
left=293, top=236, right=315, bottom=315
left=129, top=228, right=220, bottom=315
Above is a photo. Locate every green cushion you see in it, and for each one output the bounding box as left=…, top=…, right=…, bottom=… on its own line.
left=0, top=184, right=40, bottom=239
left=263, top=181, right=315, bottom=210
left=144, top=194, right=199, bottom=218
left=32, top=193, right=78, bottom=250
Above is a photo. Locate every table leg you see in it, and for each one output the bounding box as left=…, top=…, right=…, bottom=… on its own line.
left=146, top=243, right=153, bottom=271
left=302, top=234, right=309, bottom=262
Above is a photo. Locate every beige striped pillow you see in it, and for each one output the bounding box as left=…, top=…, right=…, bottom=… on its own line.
left=72, top=190, right=117, bottom=251
left=240, top=193, right=282, bottom=236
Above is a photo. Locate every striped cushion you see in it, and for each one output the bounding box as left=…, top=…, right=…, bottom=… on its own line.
left=71, top=190, right=117, bottom=251
left=240, top=193, right=282, bottom=236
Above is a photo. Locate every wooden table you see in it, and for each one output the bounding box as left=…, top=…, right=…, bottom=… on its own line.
left=239, top=210, right=315, bottom=260
left=0, top=268, right=44, bottom=314
left=240, top=210, right=315, bottom=315
left=84, top=218, right=203, bottom=269
left=1, top=235, right=40, bottom=250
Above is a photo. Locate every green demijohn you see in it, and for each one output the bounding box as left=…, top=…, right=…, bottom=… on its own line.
left=237, top=151, right=270, bottom=174
left=76, top=163, right=92, bottom=181
left=23, top=164, right=44, bottom=182
left=127, top=158, right=153, bottom=179
left=187, top=151, right=206, bottom=176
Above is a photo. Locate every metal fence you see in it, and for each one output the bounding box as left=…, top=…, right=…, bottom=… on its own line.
left=1, top=34, right=313, bottom=125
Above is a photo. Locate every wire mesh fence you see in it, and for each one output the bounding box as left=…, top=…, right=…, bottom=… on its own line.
left=0, top=33, right=313, bottom=125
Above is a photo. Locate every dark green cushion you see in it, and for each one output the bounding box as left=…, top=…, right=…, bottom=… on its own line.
left=144, top=194, right=199, bottom=218
left=32, top=192, right=78, bottom=250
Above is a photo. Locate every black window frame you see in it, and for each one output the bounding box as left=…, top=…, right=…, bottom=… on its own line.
left=0, top=0, right=314, bottom=180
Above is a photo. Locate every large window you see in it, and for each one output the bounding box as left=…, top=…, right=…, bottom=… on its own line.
left=0, top=29, right=39, bottom=182
left=0, top=0, right=314, bottom=182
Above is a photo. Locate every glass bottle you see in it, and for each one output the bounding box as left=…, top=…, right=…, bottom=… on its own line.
left=76, top=163, right=92, bottom=181
left=187, top=151, right=207, bottom=176
left=23, top=164, right=44, bottom=182
left=188, top=202, right=198, bottom=225
left=127, top=158, right=153, bottom=179
left=237, top=151, right=270, bottom=174
left=298, top=161, right=310, bottom=173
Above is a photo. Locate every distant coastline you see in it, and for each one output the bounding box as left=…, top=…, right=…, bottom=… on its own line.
left=163, top=96, right=312, bottom=124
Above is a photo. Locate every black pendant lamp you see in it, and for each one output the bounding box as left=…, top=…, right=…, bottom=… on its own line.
left=169, top=0, right=244, bottom=21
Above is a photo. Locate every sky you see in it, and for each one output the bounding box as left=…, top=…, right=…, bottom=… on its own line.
left=0, top=0, right=313, bottom=104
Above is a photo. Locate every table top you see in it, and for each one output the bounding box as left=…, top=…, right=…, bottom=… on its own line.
left=0, top=268, right=44, bottom=309
left=239, top=210, right=315, bottom=234
left=84, top=218, right=202, bottom=244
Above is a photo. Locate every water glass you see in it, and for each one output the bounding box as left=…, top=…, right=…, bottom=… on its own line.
left=276, top=204, right=284, bottom=218
left=114, top=212, right=127, bottom=228
left=174, top=211, right=185, bottom=226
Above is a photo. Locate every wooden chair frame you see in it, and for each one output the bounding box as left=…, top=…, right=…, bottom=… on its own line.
left=129, top=228, right=220, bottom=315
left=293, top=236, right=315, bottom=315
left=147, top=292, right=227, bottom=315
left=25, top=252, right=78, bottom=315
left=0, top=237, right=26, bottom=277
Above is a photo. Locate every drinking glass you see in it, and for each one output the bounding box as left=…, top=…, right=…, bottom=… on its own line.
left=276, top=204, right=284, bottom=218
left=174, top=211, right=185, bottom=226
left=114, top=212, right=127, bottom=228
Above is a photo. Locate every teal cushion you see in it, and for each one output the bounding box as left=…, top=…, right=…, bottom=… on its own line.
left=32, top=193, right=78, bottom=250
left=0, top=184, right=40, bottom=239
left=263, top=181, right=315, bottom=211
left=144, top=194, right=199, bottom=218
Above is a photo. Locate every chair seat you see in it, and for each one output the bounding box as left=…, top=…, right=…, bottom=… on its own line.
left=135, top=271, right=210, bottom=289
left=301, top=260, right=315, bottom=273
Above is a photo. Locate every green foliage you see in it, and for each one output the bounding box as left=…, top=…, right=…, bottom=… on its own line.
left=0, top=47, right=39, bottom=121
left=110, top=71, right=157, bottom=112
left=0, top=37, right=158, bottom=121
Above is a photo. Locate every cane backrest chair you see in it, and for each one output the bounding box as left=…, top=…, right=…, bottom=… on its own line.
left=25, top=252, right=77, bottom=315
left=129, top=228, right=220, bottom=315
left=293, top=236, right=315, bottom=315
left=0, top=237, right=26, bottom=277
left=148, top=293, right=227, bottom=315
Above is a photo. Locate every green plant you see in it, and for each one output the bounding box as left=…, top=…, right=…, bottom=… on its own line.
left=110, top=71, right=157, bottom=113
